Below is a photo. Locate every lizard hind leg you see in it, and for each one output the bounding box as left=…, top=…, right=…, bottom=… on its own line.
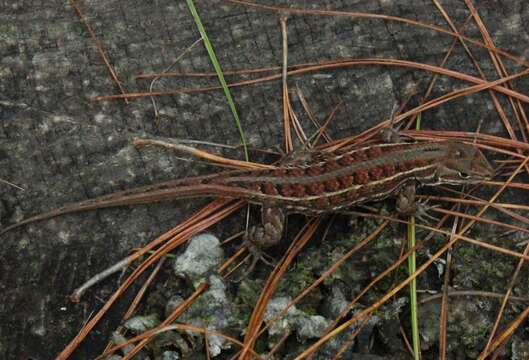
left=396, top=184, right=439, bottom=223
left=235, top=205, right=285, bottom=281
left=380, top=102, right=403, bottom=144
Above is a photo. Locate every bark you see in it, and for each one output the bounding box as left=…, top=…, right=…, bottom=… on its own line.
left=0, top=0, right=527, bottom=358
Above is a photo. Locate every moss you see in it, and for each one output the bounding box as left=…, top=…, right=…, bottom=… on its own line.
left=452, top=241, right=515, bottom=292
left=235, top=279, right=264, bottom=323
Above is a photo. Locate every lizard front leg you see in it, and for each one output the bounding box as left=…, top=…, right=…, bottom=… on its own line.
left=396, top=184, right=418, bottom=215
left=396, top=184, right=438, bottom=222
left=238, top=204, right=285, bottom=279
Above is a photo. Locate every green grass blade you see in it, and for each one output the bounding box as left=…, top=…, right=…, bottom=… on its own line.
left=407, top=215, right=420, bottom=359
left=408, top=112, right=422, bottom=359
left=415, top=112, right=422, bottom=131
left=184, top=0, right=249, bottom=161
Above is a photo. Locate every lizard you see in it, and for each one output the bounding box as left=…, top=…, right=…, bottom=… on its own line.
left=0, top=134, right=495, bottom=275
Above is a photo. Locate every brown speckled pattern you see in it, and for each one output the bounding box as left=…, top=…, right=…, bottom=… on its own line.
left=202, top=142, right=454, bottom=213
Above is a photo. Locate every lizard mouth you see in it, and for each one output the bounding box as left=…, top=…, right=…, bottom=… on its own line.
left=435, top=163, right=494, bottom=185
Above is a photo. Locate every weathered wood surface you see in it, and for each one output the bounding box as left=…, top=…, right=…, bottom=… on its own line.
left=0, top=1, right=527, bottom=358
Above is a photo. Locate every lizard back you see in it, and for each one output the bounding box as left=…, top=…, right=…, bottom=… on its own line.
left=208, top=142, right=452, bottom=213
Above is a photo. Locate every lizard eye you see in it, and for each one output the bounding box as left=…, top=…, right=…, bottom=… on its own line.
left=458, top=172, right=471, bottom=179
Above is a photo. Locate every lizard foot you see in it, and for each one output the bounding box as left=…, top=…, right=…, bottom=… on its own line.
left=396, top=185, right=440, bottom=224
left=413, top=200, right=441, bottom=224
left=231, top=205, right=285, bottom=282
left=231, top=240, right=277, bottom=282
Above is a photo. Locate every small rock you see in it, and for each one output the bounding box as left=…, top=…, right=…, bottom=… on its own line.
left=179, top=275, right=236, bottom=357
left=512, top=337, right=529, bottom=360
left=173, top=233, right=223, bottom=284
left=294, top=315, right=329, bottom=340
left=111, top=332, right=133, bottom=353
left=157, top=350, right=180, bottom=360
left=165, top=295, right=185, bottom=318
left=264, top=296, right=299, bottom=337
left=265, top=296, right=330, bottom=340
left=321, top=285, right=349, bottom=318
left=123, top=313, right=160, bottom=333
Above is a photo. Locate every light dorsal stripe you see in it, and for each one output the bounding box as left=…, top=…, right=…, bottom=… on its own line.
left=242, top=163, right=438, bottom=203
left=224, top=142, right=446, bottom=185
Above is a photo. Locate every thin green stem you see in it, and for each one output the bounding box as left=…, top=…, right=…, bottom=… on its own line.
left=407, top=112, right=422, bottom=360
left=184, top=0, right=249, bottom=161
left=407, top=215, right=420, bottom=360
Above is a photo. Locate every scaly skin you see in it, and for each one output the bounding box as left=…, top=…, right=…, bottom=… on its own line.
left=0, top=140, right=494, bottom=271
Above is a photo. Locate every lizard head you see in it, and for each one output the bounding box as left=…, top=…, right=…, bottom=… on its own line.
left=435, top=141, right=495, bottom=185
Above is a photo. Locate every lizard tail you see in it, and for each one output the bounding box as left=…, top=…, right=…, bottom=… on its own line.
left=0, top=173, right=251, bottom=237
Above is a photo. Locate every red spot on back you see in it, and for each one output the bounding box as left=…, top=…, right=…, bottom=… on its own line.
left=367, top=146, right=383, bottom=158
left=280, top=184, right=293, bottom=197
left=338, top=175, right=354, bottom=187
left=370, top=167, right=384, bottom=180
left=325, top=178, right=340, bottom=192
left=354, top=169, right=370, bottom=184
left=383, top=163, right=396, bottom=177
left=338, top=153, right=355, bottom=166
left=262, top=182, right=278, bottom=195
left=291, top=183, right=306, bottom=197
left=307, top=182, right=325, bottom=195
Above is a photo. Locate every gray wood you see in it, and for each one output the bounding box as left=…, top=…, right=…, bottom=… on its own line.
left=1, top=1, right=527, bottom=358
